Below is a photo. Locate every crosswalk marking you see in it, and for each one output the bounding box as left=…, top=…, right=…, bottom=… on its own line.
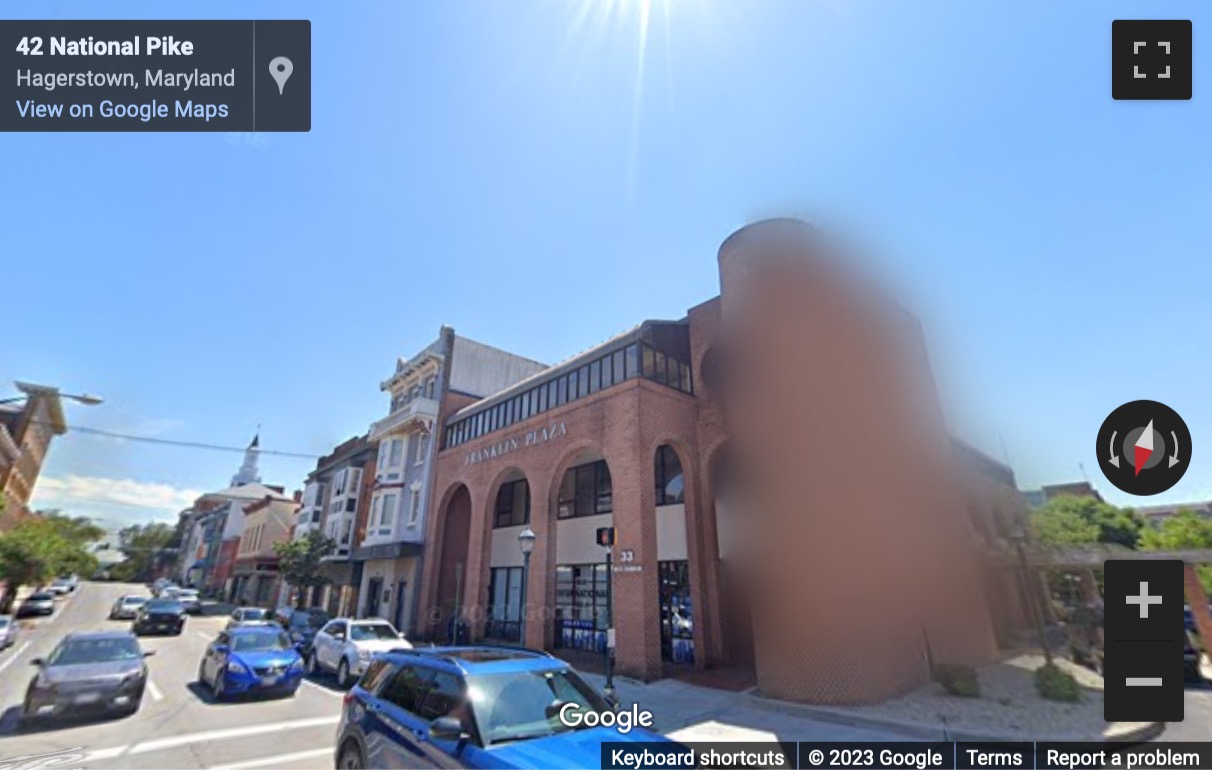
left=209, top=747, right=333, bottom=770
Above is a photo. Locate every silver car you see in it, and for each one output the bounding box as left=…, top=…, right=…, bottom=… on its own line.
left=22, top=631, right=154, bottom=722
left=17, top=592, right=56, bottom=618
left=109, top=595, right=148, bottom=621
left=0, top=615, right=17, bottom=649
left=226, top=607, right=275, bottom=630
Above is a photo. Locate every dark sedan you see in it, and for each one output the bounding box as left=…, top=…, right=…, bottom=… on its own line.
left=16, top=592, right=56, bottom=618
left=274, top=608, right=329, bottom=653
left=133, top=598, right=186, bottom=636
left=22, top=631, right=153, bottom=723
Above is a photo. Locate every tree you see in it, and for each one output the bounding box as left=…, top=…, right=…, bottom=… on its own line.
left=1030, top=495, right=1144, bottom=548
left=274, top=531, right=336, bottom=609
left=0, top=513, right=100, bottom=612
left=1140, top=509, right=1212, bottom=593
left=114, top=522, right=178, bottom=584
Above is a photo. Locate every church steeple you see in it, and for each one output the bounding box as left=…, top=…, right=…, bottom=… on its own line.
left=231, top=429, right=262, bottom=487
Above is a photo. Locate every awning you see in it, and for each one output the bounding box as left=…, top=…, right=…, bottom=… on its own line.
left=191, top=560, right=206, bottom=569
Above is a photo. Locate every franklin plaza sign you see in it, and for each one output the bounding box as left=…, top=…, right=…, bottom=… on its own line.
left=465, top=421, right=567, bottom=466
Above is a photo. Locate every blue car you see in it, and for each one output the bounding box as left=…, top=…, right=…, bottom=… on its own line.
left=335, top=645, right=678, bottom=769
left=197, top=626, right=304, bottom=700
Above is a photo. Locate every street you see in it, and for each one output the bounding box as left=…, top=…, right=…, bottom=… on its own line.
left=0, top=581, right=343, bottom=770
left=0, top=582, right=1209, bottom=770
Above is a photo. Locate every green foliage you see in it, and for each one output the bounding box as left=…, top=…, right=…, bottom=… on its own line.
left=1034, top=663, right=1080, bottom=702
left=1030, top=496, right=1143, bottom=548
left=115, top=522, right=178, bottom=584
left=274, top=530, right=336, bottom=608
left=932, top=664, right=981, bottom=697
left=1140, top=510, right=1212, bottom=593
left=0, top=512, right=101, bottom=592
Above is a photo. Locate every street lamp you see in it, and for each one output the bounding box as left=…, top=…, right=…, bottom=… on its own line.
left=1009, top=522, right=1053, bottom=665
left=517, top=526, right=536, bottom=647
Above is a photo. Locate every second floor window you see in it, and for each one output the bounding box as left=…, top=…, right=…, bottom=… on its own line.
left=388, top=439, right=403, bottom=467
left=557, top=461, right=612, bottom=519
left=494, top=480, right=530, bottom=528
left=378, top=493, right=397, bottom=537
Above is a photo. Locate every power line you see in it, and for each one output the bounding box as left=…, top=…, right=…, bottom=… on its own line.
left=24, top=420, right=322, bottom=459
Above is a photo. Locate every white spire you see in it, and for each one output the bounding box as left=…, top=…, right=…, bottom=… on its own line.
left=231, top=430, right=262, bottom=487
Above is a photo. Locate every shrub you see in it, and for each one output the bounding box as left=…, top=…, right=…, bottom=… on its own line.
left=1034, top=662, right=1080, bottom=702
left=933, top=664, right=980, bottom=697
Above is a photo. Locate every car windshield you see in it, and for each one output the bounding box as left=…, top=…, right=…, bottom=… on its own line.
left=51, top=579, right=70, bottom=586
left=468, top=668, right=612, bottom=745
left=178, top=590, right=198, bottom=597
left=232, top=631, right=292, bottom=652
left=146, top=600, right=183, bottom=613
left=241, top=608, right=268, bottom=620
left=124, top=597, right=147, bottom=606
left=30, top=593, right=53, bottom=601
left=0, top=617, right=9, bottom=628
left=48, top=637, right=142, bottom=666
left=350, top=623, right=398, bottom=642
left=290, top=612, right=327, bottom=629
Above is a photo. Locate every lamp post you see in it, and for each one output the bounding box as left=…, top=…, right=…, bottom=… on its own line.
left=517, top=526, right=536, bottom=648
left=1010, top=524, right=1053, bottom=665
left=0, top=390, right=103, bottom=407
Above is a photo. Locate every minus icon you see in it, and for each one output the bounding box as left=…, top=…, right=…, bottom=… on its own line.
left=1126, top=677, right=1163, bottom=686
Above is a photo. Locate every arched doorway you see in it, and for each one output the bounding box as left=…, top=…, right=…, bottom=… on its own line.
left=550, top=449, right=613, bottom=654
left=435, top=484, right=472, bottom=642
left=484, top=469, right=530, bottom=642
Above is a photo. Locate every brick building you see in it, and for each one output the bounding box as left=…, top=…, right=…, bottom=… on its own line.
left=0, top=382, right=68, bottom=526
left=415, top=220, right=1002, bottom=705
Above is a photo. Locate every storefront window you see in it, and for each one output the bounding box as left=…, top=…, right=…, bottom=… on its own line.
left=658, top=561, right=694, bottom=664
left=486, top=567, right=522, bottom=642
left=554, top=563, right=608, bottom=652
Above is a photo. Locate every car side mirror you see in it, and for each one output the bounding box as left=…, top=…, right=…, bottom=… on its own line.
left=429, top=716, right=464, bottom=742
left=214, top=644, right=229, bottom=654
left=29, top=657, right=44, bottom=666
left=143, top=650, right=156, bottom=657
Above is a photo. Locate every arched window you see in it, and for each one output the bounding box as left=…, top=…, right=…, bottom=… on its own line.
left=494, top=479, right=530, bottom=528
left=655, top=445, right=684, bottom=506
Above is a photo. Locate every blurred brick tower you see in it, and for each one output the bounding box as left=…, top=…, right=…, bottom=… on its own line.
left=716, top=219, right=996, bottom=704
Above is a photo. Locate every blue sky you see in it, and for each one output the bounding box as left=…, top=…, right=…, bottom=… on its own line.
left=5, top=0, right=1211, bottom=527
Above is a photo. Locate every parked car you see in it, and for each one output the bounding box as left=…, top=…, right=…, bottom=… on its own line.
left=109, top=595, right=149, bottom=621
left=155, top=583, right=180, bottom=599
left=0, top=615, right=17, bottom=649
left=197, top=626, right=304, bottom=700
left=334, top=646, right=677, bottom=769
left=46, top=578, right=75, bottom=597
left=175, top=588, right=202, bottom=615
left=132, top=599, right=186, bottom=636
left=17, top=592, right=56, bottom=618
left=21, top=631, right=153, bottom=724
left=307, top=618, right=410, bottom=688
left=275, top=607, right=330, bottom=653
left=227, top=607, right=276, bottom=630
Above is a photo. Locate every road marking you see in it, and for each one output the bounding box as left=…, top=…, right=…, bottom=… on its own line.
left=147, top=680, right=164, bottom=701
left=0, top=641, right=31, bottom=677
left=195, top=631, right=214, bottom=642
left=302, top=680, right=343, bottom=697
left=84, top=745, right=132, bottom=761
left=209, top=748, right=332, bottom=770
left=127, top=715, right=339, bottom=755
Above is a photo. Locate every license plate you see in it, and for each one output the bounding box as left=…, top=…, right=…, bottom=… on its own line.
left=74, top=692, right=100, bottom=704
left=260, top=676, right=278, bottom=686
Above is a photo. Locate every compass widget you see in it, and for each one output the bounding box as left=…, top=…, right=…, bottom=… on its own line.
left=1096, top=400, right=1191, bottom=496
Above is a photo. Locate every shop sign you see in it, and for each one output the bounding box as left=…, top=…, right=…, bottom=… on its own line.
left=613, top=565, right=642, bottom=574
left=464, top=421, right=567, bottom=466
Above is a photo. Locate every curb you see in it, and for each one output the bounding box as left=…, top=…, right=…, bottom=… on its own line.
left=743, top=693, right=1164, bottom=743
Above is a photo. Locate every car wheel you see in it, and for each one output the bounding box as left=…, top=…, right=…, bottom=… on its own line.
left=337, top=658, right=352, bottom=689
left=197, top=661, right=208, bottom=686
left=211, top=669, right=226, bottom=701
left=336, top=740, right=364, bottom=770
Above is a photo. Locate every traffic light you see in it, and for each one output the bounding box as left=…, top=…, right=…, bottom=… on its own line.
left=595, top=526, right=615, bottom=547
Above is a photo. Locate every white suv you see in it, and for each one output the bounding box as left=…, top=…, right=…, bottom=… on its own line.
left=306, top=618, right=410, bottom=688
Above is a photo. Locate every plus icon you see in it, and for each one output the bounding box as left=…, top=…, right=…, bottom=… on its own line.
left=1126, top=581, right=1163, bottom=618
left=1112, top=20, right=1192, bottom=100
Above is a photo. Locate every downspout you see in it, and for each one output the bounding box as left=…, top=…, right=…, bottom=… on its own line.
left=408, top=326, right=454, bottom=641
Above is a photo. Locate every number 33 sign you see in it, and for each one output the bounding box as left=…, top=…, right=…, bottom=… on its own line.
left=618, top=550, right=635, bottom=563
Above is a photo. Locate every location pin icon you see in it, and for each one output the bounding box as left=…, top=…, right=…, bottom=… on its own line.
left=269, top=56, right=293, bottom=95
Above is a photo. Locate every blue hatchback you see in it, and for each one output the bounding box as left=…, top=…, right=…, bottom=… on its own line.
left=335, top=646, right=679, bottom=769
left=198, top=626, right=305, bottom=700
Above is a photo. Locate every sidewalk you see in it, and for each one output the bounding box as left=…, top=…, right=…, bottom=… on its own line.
left=583, top=654, right=1162, bottom=743
left=580, top=674, right=904, bottom=741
